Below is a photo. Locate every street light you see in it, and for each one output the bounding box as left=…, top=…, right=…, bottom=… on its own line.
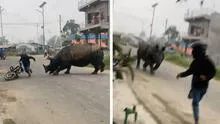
left=149, top=3, right=158, bottom=40
left=39, top=1, right=46, bottom=47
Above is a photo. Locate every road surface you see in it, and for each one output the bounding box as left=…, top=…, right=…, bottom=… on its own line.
left=0, top=55, right=110, bottom=124
left=121, top=45, right=220, bottom=124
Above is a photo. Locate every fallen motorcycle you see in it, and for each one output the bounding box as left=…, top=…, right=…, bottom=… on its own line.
left=4, top=62, right=32, bottom=81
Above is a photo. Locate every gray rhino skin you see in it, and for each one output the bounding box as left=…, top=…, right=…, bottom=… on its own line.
left=43, top=44, right=105, bottom=75
left=136, top=42, right=165, bottom=74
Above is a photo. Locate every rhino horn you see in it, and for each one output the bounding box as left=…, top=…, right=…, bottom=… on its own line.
left=162, top=46, right=166, bottom=51
left=47, top=56, right=52, bottom=60
left=43, top=64, right=48, bottom=73
left=155, top=44, right=159, bottom=50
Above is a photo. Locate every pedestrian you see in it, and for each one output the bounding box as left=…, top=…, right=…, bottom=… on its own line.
left=19, top=52, right=36, bottom=77
left=44, top=49, right=48, bottom=58
left=176, top=41, right=216, bottom=124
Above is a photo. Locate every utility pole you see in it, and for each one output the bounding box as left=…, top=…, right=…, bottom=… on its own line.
left=149, top=3, right=158, bottom=41
left=36, top=24, right=39, bottom=43
left=165, top=18, right=168, bottom=33
left=59, top=14, right=62, bottom=48
left=39, top=1, right=46, bottom=47
left=59, top=15, right=62, bottom=33
left=0, top=6, right=4, bottom=45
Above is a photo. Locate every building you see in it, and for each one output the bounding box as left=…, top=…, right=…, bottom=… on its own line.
left=16, top=43, right=49, bottom=54
left=183, top=8, right=220, bottom=64
left=78, top=0, right=109, bottom=47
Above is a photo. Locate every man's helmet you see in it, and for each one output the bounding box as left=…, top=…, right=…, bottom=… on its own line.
left=191, top=41, right=207, bottom=51
left=191, top=41, right=207, bottom=58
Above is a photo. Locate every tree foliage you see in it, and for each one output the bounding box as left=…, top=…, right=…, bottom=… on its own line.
left=164, top=25, right=179, bottom=42
left=62, top=40, right=72, bottom=47
left=62, top=19, right=80, bottom=36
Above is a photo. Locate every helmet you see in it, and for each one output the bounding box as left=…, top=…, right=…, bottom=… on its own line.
left=191, top=41, right=207, bottom=58
left=191, top=41, right=207, bottom=51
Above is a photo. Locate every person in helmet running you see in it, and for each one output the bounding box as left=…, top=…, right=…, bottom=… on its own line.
left=19, top=52, right=36, bottom=77
left=176, top=41, right=216, bottom=124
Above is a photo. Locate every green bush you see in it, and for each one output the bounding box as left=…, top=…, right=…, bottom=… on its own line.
left=165, top=53, right=220, bottom=80
left=103, top=54, right=110, bottom=69
left=216, top=66, right=220, bottom=80
left=165, top=53, right=191, bottom=68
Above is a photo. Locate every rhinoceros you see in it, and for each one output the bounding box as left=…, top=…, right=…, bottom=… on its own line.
left=136, top=42, right=165, bottom=74
left=43, top=44, right=105, bottom=75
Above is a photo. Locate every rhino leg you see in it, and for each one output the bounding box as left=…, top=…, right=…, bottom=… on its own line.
left=149, top=63, right=155, bottom=75
left=100, top=62, right=105, bottom=72
left=91, top=61, right=101, bottom=74
left=91, top=67, right=99, bottom=74
left=136, top=57, right=141, bottom=69
left=143, top=61, right=149, bottom=71
left=53, top=65, right=67, bottom=75
left=153, top=63, right=161, bottom=71
left=64, top=65, right=71, bottom=74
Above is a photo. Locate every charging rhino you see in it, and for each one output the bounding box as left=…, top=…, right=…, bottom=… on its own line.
left=43, top=44, right=105, bottom=75
left=136, top=42, right=165, bottom=74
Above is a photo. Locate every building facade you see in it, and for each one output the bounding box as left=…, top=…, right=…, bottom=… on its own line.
left=183, top=8, right=220, bottom=65
left=78, top=0, right=109, bottom=47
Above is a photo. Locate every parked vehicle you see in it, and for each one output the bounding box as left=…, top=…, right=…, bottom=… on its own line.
left=0, top=48, right=6, bottom=60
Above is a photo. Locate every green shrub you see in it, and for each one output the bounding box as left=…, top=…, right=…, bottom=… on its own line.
left=165, top=53, right=220, bottom=80
left=165, top=53, right=191, bottom=68
left=216, top=66, right=220, bottom=80
left=103, top=54, right=110, bottom=69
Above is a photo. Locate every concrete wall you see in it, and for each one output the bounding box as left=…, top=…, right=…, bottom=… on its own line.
left=187, top=19, right=209, bottom=38
left=84, top=2, right=109, bottom=27
left=207, top=13, right=220, bottom=65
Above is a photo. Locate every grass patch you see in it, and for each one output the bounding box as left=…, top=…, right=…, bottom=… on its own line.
left=165, top=53, right=191, bottom=68
left=103, top=54, right=110, bottom=69
left=165, top=53, right=220, bottom=80
left=216, top=66, right=220, bottom=80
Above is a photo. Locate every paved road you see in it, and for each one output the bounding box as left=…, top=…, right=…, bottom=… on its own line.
left=0, top=55, right=110, bottom=124
left=122, top=45, right=220, bottom=124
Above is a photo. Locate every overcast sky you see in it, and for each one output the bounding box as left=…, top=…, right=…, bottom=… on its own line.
left=113, top=0, right=220, bottom=37
left=0, top=0, right=85, bottom=43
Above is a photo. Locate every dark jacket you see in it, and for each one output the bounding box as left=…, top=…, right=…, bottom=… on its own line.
left=179, top=55, right=216, bottom=89
left=19, top=54, right=35, bottom=66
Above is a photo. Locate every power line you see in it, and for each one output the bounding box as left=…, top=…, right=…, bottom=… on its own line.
left=3, top=23, right=39, bottom=26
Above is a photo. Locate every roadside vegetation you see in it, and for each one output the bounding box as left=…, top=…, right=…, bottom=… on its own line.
left=103, top=53, right=110, bottom=69
left=165, top=52, right=220, bottom=80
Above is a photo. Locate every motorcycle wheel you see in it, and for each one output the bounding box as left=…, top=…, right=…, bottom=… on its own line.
left=4, top=71, right=17, bottom=81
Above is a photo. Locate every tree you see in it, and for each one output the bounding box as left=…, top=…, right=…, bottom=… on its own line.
left=62, top=19, right=80, bottom=36
left=62, top=40, right=72, bottom=47
left=164, top=25, right=179, bottom=42
left=47, top=36, right=57, bottom=47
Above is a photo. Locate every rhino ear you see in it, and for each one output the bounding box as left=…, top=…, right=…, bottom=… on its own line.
left=155, top=44, right=159, bottom=50
left=162, top=46, right=166, bottom=51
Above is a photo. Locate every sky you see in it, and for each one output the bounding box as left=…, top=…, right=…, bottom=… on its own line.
left=0, top=0, right=85, bottom=43
left=113, top=0, right=220, bottom=37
